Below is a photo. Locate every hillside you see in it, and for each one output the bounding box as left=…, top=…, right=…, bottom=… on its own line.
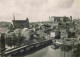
left=0, top=22, right=11, bottom=28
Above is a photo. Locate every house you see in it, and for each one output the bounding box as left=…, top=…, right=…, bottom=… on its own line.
left=49, top=16, right=71, bottom=22
left=12, top=18, right=29, bottom=29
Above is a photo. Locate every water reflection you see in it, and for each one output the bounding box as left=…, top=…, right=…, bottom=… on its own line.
left=11, top=45, right=49, bottom=57
left=50, top=44, right=72, bottom=57
left=11, top=44, right=73, bottom=57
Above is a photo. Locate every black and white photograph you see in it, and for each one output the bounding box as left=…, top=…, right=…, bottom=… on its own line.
left=0, top=0, right=80, bottom=57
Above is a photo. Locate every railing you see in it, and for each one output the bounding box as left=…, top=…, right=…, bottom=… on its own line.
left=3, top=39, right=52, bottom=55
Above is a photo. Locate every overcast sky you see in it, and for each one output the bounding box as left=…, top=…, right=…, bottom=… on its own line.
left=0, top=0, right=80, bottom=22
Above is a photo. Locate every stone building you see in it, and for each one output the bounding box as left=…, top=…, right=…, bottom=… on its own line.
left=49, top=16, right=72, bottom=22
left=12, top=18, right=29, bottom=29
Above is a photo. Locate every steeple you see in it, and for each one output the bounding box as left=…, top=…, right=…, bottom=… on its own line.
left=13, top=14, right=15, bottom=20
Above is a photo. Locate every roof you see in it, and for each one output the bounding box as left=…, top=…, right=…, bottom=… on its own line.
left=12, top=18, right=29, bottom=23
left=50, top=16, right=67, bottom=18
left=12, top=20, right=28, bottom=23
left=50, top=16, right=70, bottom=19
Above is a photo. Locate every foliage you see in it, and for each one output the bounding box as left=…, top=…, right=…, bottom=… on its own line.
left=0, top=22, right=11, bottom=28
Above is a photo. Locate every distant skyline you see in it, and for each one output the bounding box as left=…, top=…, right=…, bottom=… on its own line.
left=0, top=0, right=80, bottom=22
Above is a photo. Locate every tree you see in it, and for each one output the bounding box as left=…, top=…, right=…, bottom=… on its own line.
left=8, top=24, right=14, bottom=31
left=12, top=33, right=18, bottom=47
left=5, top=37, right=13, bottom=47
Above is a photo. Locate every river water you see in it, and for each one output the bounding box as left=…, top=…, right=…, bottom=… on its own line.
left=12, top=45, right=73, bottom=57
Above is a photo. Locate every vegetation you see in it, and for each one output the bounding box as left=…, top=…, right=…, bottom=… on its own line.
left=0, top=22, right=11, bottom=28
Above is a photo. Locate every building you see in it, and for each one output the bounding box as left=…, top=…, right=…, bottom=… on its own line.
left=49, top=16, right=72, bottom=22
left=12, top=18, right=29, bottom=29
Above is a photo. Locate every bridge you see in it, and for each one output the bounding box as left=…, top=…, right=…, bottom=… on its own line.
left=0, top=39, right=52, bottom=57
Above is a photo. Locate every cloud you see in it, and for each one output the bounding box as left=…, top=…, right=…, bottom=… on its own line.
left=57, top=0, right=74, bottom=8
left=0, top=0, right=80, bottom=22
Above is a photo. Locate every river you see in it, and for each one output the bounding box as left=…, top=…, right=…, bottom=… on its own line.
left=12, top=45, right=73, bottom=57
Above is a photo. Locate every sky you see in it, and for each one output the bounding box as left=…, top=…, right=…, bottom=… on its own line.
left=0, top=0, right=80, bottom=22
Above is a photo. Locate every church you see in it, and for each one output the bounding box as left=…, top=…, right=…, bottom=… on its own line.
left=12, top=17, right=29, bottom=29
